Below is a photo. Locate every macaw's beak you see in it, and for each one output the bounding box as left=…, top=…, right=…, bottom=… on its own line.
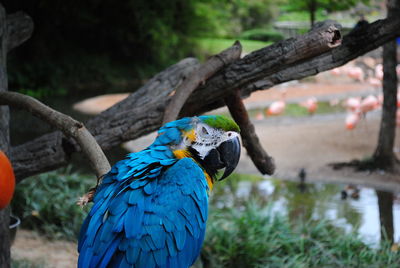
left=218, top=136, right=241, bottom=180
left=203, top=136, right=241, bottom=181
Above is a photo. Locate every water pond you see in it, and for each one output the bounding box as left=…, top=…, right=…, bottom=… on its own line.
left=211, top=174, right=400, bottom=246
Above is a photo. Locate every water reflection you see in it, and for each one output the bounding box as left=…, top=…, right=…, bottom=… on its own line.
left=211, top=174, right=400, bottom=246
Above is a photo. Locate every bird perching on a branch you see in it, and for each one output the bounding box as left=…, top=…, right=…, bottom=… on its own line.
left=78, top=115, right=241, bottom=268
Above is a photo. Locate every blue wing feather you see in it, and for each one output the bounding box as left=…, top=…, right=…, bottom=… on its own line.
left=78, top=144, right=208, bottom=268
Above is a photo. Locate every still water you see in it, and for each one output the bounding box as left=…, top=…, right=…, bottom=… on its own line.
left=211, top=175, right=400, bottom=246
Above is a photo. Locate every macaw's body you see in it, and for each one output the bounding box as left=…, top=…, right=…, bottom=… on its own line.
left=78, top=115, right=241, bottom=268
left=0, top=150, right=15, bottom=209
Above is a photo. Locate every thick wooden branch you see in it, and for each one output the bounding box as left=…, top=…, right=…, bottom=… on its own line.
left=162, top=41, right=242, bottom=124
left=10, top=18, right=400, bottom=180
left=181, top=23, right=341, bottom=115
left=6, top=11, right=34, bottom=52
left=0, top=92, right=110, bottom=179
left=225, top=90, right=275, bottom=175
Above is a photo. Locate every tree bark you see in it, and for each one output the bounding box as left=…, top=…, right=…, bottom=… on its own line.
left=376, top=190, right=394, bottom=243
left=224, top=90, right=275, bottom=175
left=372, top=0, right=400, bottom=171
left=163, top=41, right=242, bottom=124
left=8, top=17, right=400, bottom=181
left=0, top=4, right=11, bottom=268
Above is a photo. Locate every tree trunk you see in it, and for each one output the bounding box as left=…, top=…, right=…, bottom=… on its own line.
left=376, top=190, right=394, bottom=243
left=0, top=4, right=11, bottom=268
left=373, top=0, right=399, bottom=170
left=308, top=0, right=317, bottom=28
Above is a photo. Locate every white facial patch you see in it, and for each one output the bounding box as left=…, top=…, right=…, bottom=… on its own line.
left=190, top=123, right=240, bottom=159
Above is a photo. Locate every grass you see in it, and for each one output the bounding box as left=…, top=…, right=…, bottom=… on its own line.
left=221, top=101, right=345, bottom=119
left=202, top=200, right=400, bottom=268
left=11, top=169, right=94, bottom=240
left=195, top=38, right=272, bottom=59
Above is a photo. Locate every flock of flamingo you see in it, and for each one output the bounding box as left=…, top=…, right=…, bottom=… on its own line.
left=257, top=62, right=400, bottom=130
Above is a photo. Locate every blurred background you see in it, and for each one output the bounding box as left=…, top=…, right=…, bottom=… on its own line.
left=2, top=0, right=400, bottom=267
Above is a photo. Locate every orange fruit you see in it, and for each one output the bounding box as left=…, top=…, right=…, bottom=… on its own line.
left=0, top=150, right=15, bottom=209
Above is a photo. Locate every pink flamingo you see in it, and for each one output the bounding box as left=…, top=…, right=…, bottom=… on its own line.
left=344, top=97, right=361, bottom=113
left=397, top=91, right=400, bottom=108
left=366, top=77, right=382, bottom=89
left=330, top=67, right=341, bottom=76
left=375, top=64, right=383, bottom=80
left=347, top=66, right=364, bottom=81
left=300, top=97, right=318, bottom=114
left=360, top=95, right=379, bottom=113
left=267, top=100, right=286, bottom=116
left=255, top=111, right=264, bottom=120
left=345, top=112, right=361, bottom=130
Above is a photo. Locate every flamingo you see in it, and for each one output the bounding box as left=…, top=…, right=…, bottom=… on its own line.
left=300, top=97, right=318, bottom=114
left=344, top=97, right=361, bottom=113
left=397, top=91, right=400, bottom=108
left=330, top=67, right=341, bottom=76
left=345, top=112, right=361, bottom=130
left=375, top=64, right=383, bottom=80
left=0, top=151, right=15, bottom=209
left=360, top=95, right=379, bottom=113
left=347, top=66, right=364, bottom=81
left=267, top=100, right=286, bottom=116
left=366, top=77, right=382, bottom=89
left=266, top=90, right=286, bottom=116
left=255, top=111, right=264, bottom=120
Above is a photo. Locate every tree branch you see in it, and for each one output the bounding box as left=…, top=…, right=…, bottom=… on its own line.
left=162, top=41, right=242, bottom=124
left=225, top=89, right=275, bottom=175
left=0, top=91, right=110, bottom=178
left=10, top=18, right=400, bottom=180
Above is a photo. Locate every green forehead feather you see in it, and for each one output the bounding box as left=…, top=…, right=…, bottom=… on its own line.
left=199, top=115, right=240, bottom=132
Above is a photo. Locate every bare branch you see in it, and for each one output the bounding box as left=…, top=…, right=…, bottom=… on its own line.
left=162, top=41, right=242, bottom=124
left=225, top=90, right=275, bottom=175
left=0, top=91, right=110, bottom=178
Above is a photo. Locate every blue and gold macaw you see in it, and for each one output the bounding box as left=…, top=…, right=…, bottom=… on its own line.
left=78, top=115, right=241, bottom=268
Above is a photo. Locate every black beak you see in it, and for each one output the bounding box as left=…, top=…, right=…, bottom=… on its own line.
left=201, top=136, right=241, bottom=181
left=217, top=136, right=241, bottom=180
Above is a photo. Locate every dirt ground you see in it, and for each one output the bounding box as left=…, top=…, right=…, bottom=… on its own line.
left=11, top=69, right=400, bottom=267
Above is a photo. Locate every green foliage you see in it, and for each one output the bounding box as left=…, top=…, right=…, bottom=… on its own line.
left=280, top=0, right=370, bottom=26
left=11, top=169, right=94, bottom=240
left=4, top=0, right=282, bottom=97
left=203, top=200, right=400, bottom=268
left=240, top=28, right=284, bottom=42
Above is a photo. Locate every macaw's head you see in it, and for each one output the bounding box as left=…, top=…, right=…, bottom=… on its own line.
left=152, top=115, right=241, bottom=181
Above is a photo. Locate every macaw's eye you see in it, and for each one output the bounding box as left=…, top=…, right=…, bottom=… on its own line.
left=201, top=126, right=209, bottom=136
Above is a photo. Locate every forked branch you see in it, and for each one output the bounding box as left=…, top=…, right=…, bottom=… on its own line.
left=0, top=91, right=110, bottom=178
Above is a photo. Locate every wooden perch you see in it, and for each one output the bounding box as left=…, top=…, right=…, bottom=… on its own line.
left=225, top=90, right=275, bottom=175
left=162, top=41, right=242, bottom=124
left=9, top=18, right=400, bottom=181
left=0, top=91, right=110, bottom=179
